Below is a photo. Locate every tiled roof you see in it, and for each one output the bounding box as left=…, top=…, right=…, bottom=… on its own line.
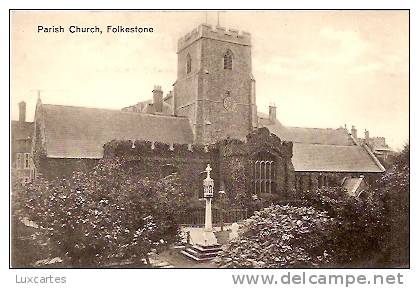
left=11, top=121, right=34, bottom=140
left=258, top=115, right=384, bottom=173
left=292, top=143, right=384, bottom=172
left=41, top=104, right=194, bottom=158
left=259, top=117, right=352, bottom=145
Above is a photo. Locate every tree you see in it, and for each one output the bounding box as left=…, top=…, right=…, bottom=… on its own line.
left=19, top=157, right=186, bottom=267
left=301, top=187, right=386, bottom=266
left=374, top=144, right=409, bottom=267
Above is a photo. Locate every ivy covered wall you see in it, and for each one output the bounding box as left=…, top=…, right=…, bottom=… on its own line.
left=34, top=128, right=295, bottom=207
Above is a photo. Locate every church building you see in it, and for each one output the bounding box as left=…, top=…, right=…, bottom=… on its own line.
left=24, top=23, right=385, bottom=200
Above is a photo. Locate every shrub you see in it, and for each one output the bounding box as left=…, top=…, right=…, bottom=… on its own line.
left=215, top=204, right=336, bottom=268
left=19, top=157, right=186, bottom=267
left=301, top=187, right=386, bottom=266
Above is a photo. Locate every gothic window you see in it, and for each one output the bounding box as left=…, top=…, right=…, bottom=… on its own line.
left=24, top=153, right=30, bottom=169
left=186, top=53, right=191, bottom=74
left=317, top=175, right=328, bottom=188
left=252, top=151, right=276, bottom=195
left=223, top=49, right=233, bottom=70
left=16, top=153, right=23, bottom=169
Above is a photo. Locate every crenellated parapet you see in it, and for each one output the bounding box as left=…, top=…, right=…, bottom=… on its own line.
left=103, top=139, right=218, bottom=159
left=177, top=24, right=251, bottom=52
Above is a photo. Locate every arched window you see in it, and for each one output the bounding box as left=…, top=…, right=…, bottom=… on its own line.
left=186, top=53, right=191, bottom=74
left=252, top=151, right=276, bottom=195
left=223, top=49, right=233, bottom=70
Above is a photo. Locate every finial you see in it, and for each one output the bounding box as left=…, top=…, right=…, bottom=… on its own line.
left=205, top=164, right=212, bottom=179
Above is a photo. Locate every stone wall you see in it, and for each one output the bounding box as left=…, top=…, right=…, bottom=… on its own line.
left=103, top=140, right=218, bottom=200
left=174, top=24, right=254, bottom=145
left=34, top=128, right=295, bottom=206
left=218, top=128, right=295, bottom=205
left=294, top=171, right=382, bottom=192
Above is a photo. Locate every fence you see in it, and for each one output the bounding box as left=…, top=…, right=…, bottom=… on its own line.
left=179, top=208, right=248, bottom=226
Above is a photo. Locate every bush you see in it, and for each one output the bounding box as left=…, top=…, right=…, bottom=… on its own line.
left=301, top=187, right=386, bottom=266
left=18, top=157, right=186, bottom=267
left=215, top=204, right=336, bottom=268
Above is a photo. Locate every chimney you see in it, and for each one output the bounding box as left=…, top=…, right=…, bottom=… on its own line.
left=18, top=101, right=26, bottom=122
left=152, top=85, right=163, bottom=113
left=351, top=125, right=358, bottom=139
left=268, top=105, right=277, bottom=122
left=364, top=129, right=370, bottom=141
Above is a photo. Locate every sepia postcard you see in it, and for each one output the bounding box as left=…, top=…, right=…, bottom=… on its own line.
left=9, top=9, right=409, bottom=280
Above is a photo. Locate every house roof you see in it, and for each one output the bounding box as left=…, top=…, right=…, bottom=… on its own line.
left=258, top=115, right=384, bottom=173
left=11, top=121, right=34, bottom=140
left=40, top=104, right=194, bottom=158
left=292, top=143, right=384, bottom=172
left=259, top=117, right=353, bottom=146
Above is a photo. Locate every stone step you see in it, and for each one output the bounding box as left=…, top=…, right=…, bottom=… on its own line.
left=193, top=244, right=222, bottom=253
left=180, top=250, right=215, bottom=262
left=184, top=247, right=221, bottom=258
left=181, top=243, right=223, bottom=262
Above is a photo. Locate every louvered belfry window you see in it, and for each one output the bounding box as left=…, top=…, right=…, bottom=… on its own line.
left=223, top=49, right=233, bottom=70
left=252, top=151, right=276, bottom=194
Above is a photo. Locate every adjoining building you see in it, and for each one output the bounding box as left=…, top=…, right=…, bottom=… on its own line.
left=14, top=23, right=386, bottom=199
left=11, top=101, right=34, bottom=183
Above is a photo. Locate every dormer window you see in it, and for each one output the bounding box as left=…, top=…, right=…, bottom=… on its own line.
left=186, top=53, right=192, bottom=74
left=223, top=49, right=233, bottom=70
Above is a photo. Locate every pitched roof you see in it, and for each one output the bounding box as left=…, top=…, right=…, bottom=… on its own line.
left=258, top=115, right=384, bottom=173
left=292, top=143, right=384, bottom=172
left=11, top=121, right=34, bottom=140
left=41, top=104, right=194, bottom=158
left=259, top=117, right=353, bottom=145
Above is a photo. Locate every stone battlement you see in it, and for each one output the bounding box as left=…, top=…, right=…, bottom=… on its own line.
left=177, top=24, right=251, bottom=52
left=103, top=139, right=218, bottom=159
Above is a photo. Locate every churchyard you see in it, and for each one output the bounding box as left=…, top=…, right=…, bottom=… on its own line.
left=11, top=145, right=409, bottom=268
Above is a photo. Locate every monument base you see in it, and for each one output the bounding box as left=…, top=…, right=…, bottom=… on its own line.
left=180, top=243, right=222, bottom=262
left=181, top=229, right=222, bottom=261
left=198, top=230, right=218, bottom=246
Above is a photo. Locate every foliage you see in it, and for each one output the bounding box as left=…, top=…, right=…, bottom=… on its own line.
left=18, top=157, right=186, bottom=267
left=301, top=187, right=386, bottom=266
left=224, top=157, right=249, bottom=208
left=218, top=145, right=409, bottom=268
left=374, top=144, right=409, bottom=266
left=215, top=204, right=336, bottom=268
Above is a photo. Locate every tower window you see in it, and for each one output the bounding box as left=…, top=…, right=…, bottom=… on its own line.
left=186, top=53, right=192, bottom=74
left=223, top=49, right=233, bottom=70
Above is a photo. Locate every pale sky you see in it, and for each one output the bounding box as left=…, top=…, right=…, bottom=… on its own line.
left=10, top=10, right=409, bottom=150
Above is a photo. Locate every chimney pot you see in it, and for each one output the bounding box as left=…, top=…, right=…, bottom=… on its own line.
left=268, top=105, right=277, bottom=122
left=152, top=85, right=163, bottom=113
left=351, top=125, right=358, bottom=139
left=364, top=129, right=370, bottom=141
left=18, top=101, right=26, bottom=122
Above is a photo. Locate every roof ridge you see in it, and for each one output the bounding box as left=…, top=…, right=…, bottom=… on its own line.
left=284, top=125, right=341, bottom=130
left=42, top=103, right=188, bottom=119
left=293, top=142, right=356, bottom=147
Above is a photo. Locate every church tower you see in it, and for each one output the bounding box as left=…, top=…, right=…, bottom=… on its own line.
left=173, top=24, right=258, bottom=144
